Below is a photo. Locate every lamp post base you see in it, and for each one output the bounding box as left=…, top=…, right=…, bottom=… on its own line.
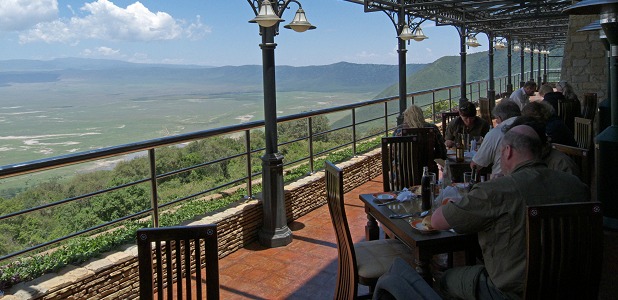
left=258, top=152, right=293, bottom=248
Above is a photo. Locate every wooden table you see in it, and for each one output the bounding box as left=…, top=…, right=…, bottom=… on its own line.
left=359, top=193, right=479, bottom=285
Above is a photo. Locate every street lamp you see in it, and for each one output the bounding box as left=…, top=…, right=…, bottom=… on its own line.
left=247, top=0, right=315, bottom=247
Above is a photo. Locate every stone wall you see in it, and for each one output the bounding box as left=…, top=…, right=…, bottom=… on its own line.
left=561, top=15, right=609, bottom=101
left=3, top=149, right=382, bottom=300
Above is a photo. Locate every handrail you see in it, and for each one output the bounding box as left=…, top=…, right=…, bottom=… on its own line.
left=0, top=75, right=512, bottom=261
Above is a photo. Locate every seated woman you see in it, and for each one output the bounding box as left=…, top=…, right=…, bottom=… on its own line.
left=444, top=101, right=490, bottom=148
left=521, top=101, right=577, bottom=147
left=394, top=104, right=447, bottom=159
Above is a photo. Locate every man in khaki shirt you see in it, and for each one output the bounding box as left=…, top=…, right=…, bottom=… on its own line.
left=430, top=125, right=589, bottom=299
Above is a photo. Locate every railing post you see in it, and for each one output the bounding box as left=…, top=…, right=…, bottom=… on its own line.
left=432, top=91, right=436, bottom=123
left=384, top=102, right=389, bottom=135
left=148, top=149, right=159, bottom=228
left=352, top=108, right=357, bottom=156
left=449, top=89, right=453, bottom=110
left=245, top=130, right=253, bottom=199
left=308, top=117, right=314, bottom=174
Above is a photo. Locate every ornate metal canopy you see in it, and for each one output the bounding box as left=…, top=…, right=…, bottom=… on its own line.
left=345, top=0, right=572, bottom=49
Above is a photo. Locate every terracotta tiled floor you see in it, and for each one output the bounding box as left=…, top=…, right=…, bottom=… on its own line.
left=217, top=176, right=618, bottom=299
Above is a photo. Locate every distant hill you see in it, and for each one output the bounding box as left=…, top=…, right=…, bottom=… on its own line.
left=376, top=47, right=564, bottom=100
left=0, top=58, right=427, bottom=94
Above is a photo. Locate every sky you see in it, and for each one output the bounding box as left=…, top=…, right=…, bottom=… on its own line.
left=0, top=0, right=489, bottom=67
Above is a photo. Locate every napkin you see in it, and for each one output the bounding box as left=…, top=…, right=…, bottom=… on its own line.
left=434, top=186, right=462, bottom=205
left=396, top=188, right=414, bottom=202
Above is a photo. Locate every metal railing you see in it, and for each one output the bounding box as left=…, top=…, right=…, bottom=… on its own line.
left=0, top=76, right=509, bottom=262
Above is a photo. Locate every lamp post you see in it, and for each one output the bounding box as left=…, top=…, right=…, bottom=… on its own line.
left=535, top=47, right=542, bottom=84
left=564, top=0, right=618, bottom=229
left=518, top=43, right=525, bottom=87
left=506, top=37, right=514, bottom=94
left=487, top=33, right=496, bottom=108
left=247, top=0, right=315, bottom=247
left=459, top=27, right=481, bottom=105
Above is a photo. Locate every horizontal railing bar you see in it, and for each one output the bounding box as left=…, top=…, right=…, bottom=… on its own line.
left=156, top=151, right=248, bottom=180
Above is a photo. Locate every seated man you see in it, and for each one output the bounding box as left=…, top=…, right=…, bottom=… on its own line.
left=538, top=83, right=565, bottom=113
left=521, top=101, right=577, bottom=147
left=508, top=80, right=537, bottom=111
left=470, top=100, right=521, bottom=176
left=444, top=101, right=490, bottom=148
left=430, top=125, right=589, bottom=299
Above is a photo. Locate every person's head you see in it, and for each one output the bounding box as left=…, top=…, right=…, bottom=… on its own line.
left=402, top=104, right=425, bottom=128
left=521, top=101, right=554, bottom=122
left=458, top=101, right=477, bottom=127
left=538, top=84, right=554, bottom=97
left=523, top=81, right=537, bottom=96
left=492, top=100, right=521, bottom=124
left=499, top=125, right=543, bottom=174
left=557, top=80, right=577, bottom=100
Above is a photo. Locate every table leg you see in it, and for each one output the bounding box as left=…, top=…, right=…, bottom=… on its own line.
left=414, top=252, right=434, bottom=286
left=365, top=214, right=379, bottom=241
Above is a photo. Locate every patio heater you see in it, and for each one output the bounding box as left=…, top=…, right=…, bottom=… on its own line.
left=564, top=0, right=618, bottom=229
left=247, top=0, right=316, bottom=247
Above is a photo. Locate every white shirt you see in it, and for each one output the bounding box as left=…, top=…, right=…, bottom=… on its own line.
left=472, top=116, right=518, bottom=175
left=508, top=88, right=529, bottom=111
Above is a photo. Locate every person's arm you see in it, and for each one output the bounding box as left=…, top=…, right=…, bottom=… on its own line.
left=430, top=206, right=451, bottom=230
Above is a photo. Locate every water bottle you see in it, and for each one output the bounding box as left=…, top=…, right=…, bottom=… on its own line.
left=421, top=166, right=431, bottom=211
left=441, top=160, right=452, bottom=189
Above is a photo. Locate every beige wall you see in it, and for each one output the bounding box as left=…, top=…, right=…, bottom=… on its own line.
left=561, top=15, right=609, bottom=101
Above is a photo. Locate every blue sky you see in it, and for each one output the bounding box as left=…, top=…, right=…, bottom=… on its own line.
left=0, top=0, right=488, bottom=66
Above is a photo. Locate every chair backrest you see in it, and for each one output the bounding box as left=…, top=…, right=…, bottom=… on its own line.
left=551, top=143, right=591, bottom=187
left=325, top=161, right=358, bottom=300
left=381, top=135, right=423, bottom=192
left=400, top=127, right=438, bottom=175
left=582, top=93, right=598, bottom=121
left=524, top=202, right=603, bottom=300
left=441, top=111, right=460, bottom=138
left=478, top=97, right=493, bottom=127
left=574, top=117, right=593, bottom=149
left=558, top=99, right=577, bottom=133
left=137, top=224, right=220, bottom=300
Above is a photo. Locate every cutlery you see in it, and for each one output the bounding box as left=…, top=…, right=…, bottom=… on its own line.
left=389, top=210, right=429, bottom=219
left=377, top=200, right=398, bottom=206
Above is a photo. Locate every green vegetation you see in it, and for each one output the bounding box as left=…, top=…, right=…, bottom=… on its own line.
left=0, top=116, right=383, bottom=290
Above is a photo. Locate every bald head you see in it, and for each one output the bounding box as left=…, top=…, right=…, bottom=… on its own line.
left=500, top=125, right=543, bottom=174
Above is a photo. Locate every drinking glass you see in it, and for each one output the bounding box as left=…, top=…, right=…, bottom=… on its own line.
left=463, top=172, right=473, bottom=186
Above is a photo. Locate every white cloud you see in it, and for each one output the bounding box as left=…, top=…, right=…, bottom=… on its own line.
left=82, top=46, right=120, bottom=57
left=0, top=0, right=58, bottom=31
left=18, top=0, right=209, bottom=44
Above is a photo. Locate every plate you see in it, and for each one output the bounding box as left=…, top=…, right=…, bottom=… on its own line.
left=372, top=192, right=396, bottom=204
left=410, top=219, right=438, bottom=234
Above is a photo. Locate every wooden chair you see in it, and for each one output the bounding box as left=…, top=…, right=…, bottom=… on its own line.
left=582, top=93, right=598, bottom=121
left=478, top=97, right=493, bottom=128
left=137, top=224, right=220, bottom=300
left=441, top=111, right=460, bottom=138
left=558, top=99, right=578, bottom=133
left=325, top=161, right=414, bottom=300
left=381, top=135, right=424, bottom=192
left=551, top=143, right=592, bottom=187
left=400, top=127, right=439, bottom=175
left=524, top=202, right=603, bottom=300
left=574, top=117, right=593, bottom=149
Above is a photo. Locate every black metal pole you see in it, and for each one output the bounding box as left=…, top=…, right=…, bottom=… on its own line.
left=543, top=52, right=548, bottom=83
left=537, top=51, right=542, bottom=84
left=520, top=47, right=525, bottom=87
left=397, top=9, right=408, bottom=125
left=530, top=51, right=534, bottom=82
left=460, top=26, right=468, bottom=104
left=488, top=33, right=495, bottom=108
left=258, top=25, right=292, bottom=247
left=507, top=39, right=513, bottom=94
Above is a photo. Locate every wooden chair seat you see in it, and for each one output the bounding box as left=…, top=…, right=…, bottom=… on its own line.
left=137, top=224, right=220, bottom=300
left=524, top=202, right=603, bottom=299
left=325, top=161, right=415, bottom=299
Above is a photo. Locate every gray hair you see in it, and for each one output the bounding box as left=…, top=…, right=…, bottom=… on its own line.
left=493, top=100, right=521, bottom=121
left=538, top=84, right=554, bottom=96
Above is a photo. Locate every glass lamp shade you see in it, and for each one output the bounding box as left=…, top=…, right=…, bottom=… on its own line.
left=524, top=46, right=532, bottom=53
left=494, top=41, right=506, bottom=50
left=283, top=8, right=316, bottom=32
left=513, top=44, right=521, bottom=51
left=533, top=48, right=540, bottom=54
left=465, top=36, right=481, bottom=47
left=412, top=27, right=428, bottom=41
left=249, top=0, right=283, bottom=28
left=398, top=25, right=415, bottom=41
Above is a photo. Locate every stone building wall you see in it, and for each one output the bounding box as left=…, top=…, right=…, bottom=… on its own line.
left=561, top=15, right=609, bottom=101
left=4, top=149, right=382, bottom=300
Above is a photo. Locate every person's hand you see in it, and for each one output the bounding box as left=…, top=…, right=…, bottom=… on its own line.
left=445, top=139, right=454, bottom=148
left=470, top=161, right=478, bottom=170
